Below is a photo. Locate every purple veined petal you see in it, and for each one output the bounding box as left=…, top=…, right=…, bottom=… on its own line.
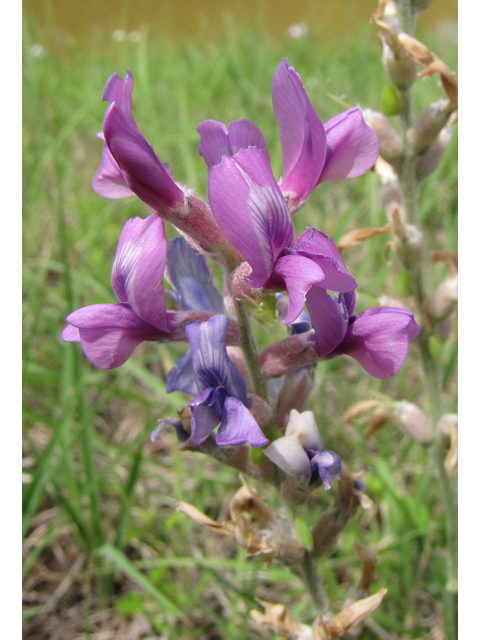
left=310, top=450, right=342, bottom=490
left=332, top=307, right=421, bottom=378
left=165, top=237, right=224, bottom=313
left=342, top=290, right=357, bottom=317
left=103, top=69, right=134, bottom=118
left=189, top=387, right=220, bottom=444
left=166, top=350, right=199, bottom=395
left=197, top=119, right=269, bottom=169
left=92, top=139, right=135, bottom=199
left=272, top=59, right=327, bottom=206
left=61, top=324, right=80, bottom=342
left=111, top=216, right=169, bottom=331
left=305, top=287, right=349, bottom=358
left=285, top=409, right=324, bottom=451
left=296, top=228, right=357, bottom=293
left=65, top=303, right=169, bottom=369
left=318, top=107, right=379, bottom=183
left=104, top=103, right=184, bottom=212
left=263, top=435, right=312, bottom=478
left=274, top=254, right=326, bottom=325
left=208, top=147, right=295, bottom=287
left=185, top=315, right=251, bottom=407
left=216, top=396, right=269, bottom=447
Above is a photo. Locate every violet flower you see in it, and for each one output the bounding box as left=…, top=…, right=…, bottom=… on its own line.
left=263, top=410, right=342, bottom=489
left=207, top=146, right=356, bottom=324
left=62, top=216, right=231, bottom=369
left=306, top=289, right=421, bottom=378
left=173, top=315, right=269, bottom=447
left=92, top=69, right=184, bottom=213
left=197, top=59, right=378, bottom=212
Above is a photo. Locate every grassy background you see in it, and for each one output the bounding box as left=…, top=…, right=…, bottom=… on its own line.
left=23, top=10, right=457, bottom=639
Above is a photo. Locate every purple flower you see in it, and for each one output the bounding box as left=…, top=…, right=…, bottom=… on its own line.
left=62, top=216, right=177, bottom=369
left=263, top=410, right=342, bottom=489
left=92, top=69, right=184, bottom=213
left=306, top=289, right=421, bottom=378
left=178, top=315, right=269, bottom=447
left=197, top=59, right=378, bottom=212
left=272, top=59, right=379, bottom=209
left=207, top=146, right=356, bottom=324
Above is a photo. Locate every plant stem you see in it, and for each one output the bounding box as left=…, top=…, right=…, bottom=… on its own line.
left=299, top=551, right=333, bottom=618
left=233, top=297, right=268, bottom=400
left=395, top=2, right=458, bottom=637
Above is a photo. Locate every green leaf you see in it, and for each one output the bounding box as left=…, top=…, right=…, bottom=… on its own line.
left=116, top=592, right=145, bottom=617
left=96, top=545, right=187, bottom=619
left=381, top=81, right=401, bottom=116
left=428, top=334, right=443, bottom=363
left=294, top=515, right=313, bottom=552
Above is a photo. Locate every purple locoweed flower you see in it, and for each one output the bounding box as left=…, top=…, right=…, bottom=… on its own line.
left=92, top=70, right=230, bottom=255
left=263, top=409, right=342, bottom=489
left=169, top=315, right=269, bottom=447
left=259, top=290, right=421, bottom=379
left=306, top=289, right=421, bottom=378
left=92, top=69, right=184, bottom=212
left=197, top=59, right=378, bottom=213
left=207, top=146, right=356, bottom=324
left=62, top=217, right=237, bottom=369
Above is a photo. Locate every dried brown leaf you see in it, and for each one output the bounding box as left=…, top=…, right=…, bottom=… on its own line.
left=337, top=225, right=393, bottom=250
left=324, top=588, right=388, bottom=636
left=251, top=599, right=303, bottom=638
left=177, top=501, right=235, bottom=536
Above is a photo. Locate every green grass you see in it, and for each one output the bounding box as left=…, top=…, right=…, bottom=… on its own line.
left=23, top=10, right=457, bottom=639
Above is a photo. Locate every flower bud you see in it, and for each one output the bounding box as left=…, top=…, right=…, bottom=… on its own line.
left=250, top=395, right=272, bottom=426
left=273, top=366, right=316, bottom=431
left=427, top=275, right=458, bottom=323
left=362, top=109, right=403, bottom=164
left=392, top=216, right=424, bottom=269
left=407, top=100, right=454, bottom=155
left=416, top=119, right=455, bottom=181
left=381, top=32, right=418, bottom=90
left=259, top=332, right=319, bottom=377
left=394, top=401, right=433, bottom=444
left=228, top=262, right=260, bottom=301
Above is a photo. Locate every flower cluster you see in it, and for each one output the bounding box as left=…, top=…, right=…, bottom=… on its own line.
left=63, top=58, right=420, bottom=481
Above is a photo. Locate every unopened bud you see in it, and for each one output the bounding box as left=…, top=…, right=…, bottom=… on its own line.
left=427, top=275, right=458, bottom=322
left=259, top=332, right=319, bottom=377
left=407, top=100, right=454, bottom=155
left=363, top=109, right=403, bottom=163
left=229, top=262, right=260, bottom=301
left=226, top=346, right=253, bottom=390
left=393, top=217, right=424, bottom=269
left=381, top=34, right=418, bottom=90
left=250, top=395, right=272, bottom=426
left=273, top=367, right=316, bottom=431
left=416, top=120, right=454, bottom=181
left=394, top=401, right=433, bottom=444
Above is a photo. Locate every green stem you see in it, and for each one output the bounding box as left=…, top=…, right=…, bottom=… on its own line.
left=299, top=551, right=333, bottom=618
left=395, top=3, right=458, bottom=637
left=232, top=297, right=268, bottom=401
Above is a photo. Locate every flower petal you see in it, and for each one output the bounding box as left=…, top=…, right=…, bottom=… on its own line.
left=61, top=324, right=80, bottom=342
left=216, top=396, right=269, bottom=447
left=166, top=350, right=199, bottom=395
left=111, top=216, right=169, bottom=331
left=189, top=388, right=220, bottom=444
left=285, top=409, right=324, bottom=450
left=92, top=138, right=135, bottom=199
left=305, top=288, right=349, bottom=358
left=165, top=237, right=224, bottom=313
left=332, top=307, right=421, bottom=378
left=197, top=118, right=269, bottom=168
left=319, top=107, right=379, bottom=183
left=185, top=315, right=251, bottom=406
left=208, top=147, right=295, bottom=287
left=310, top=450, right=342, bottom=490
left=103, top=103, right=184, bottom=212
left=296, top=228, right=357, bottom=293
left=263, top=435, right=312, bottom=479
left=102, top=69, right=134, bottom=118
left=272, top=59, right=327, bottom=206
left=274, top=254, right=326, bottom=324
left=65, top=303, right=167, bottom=369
